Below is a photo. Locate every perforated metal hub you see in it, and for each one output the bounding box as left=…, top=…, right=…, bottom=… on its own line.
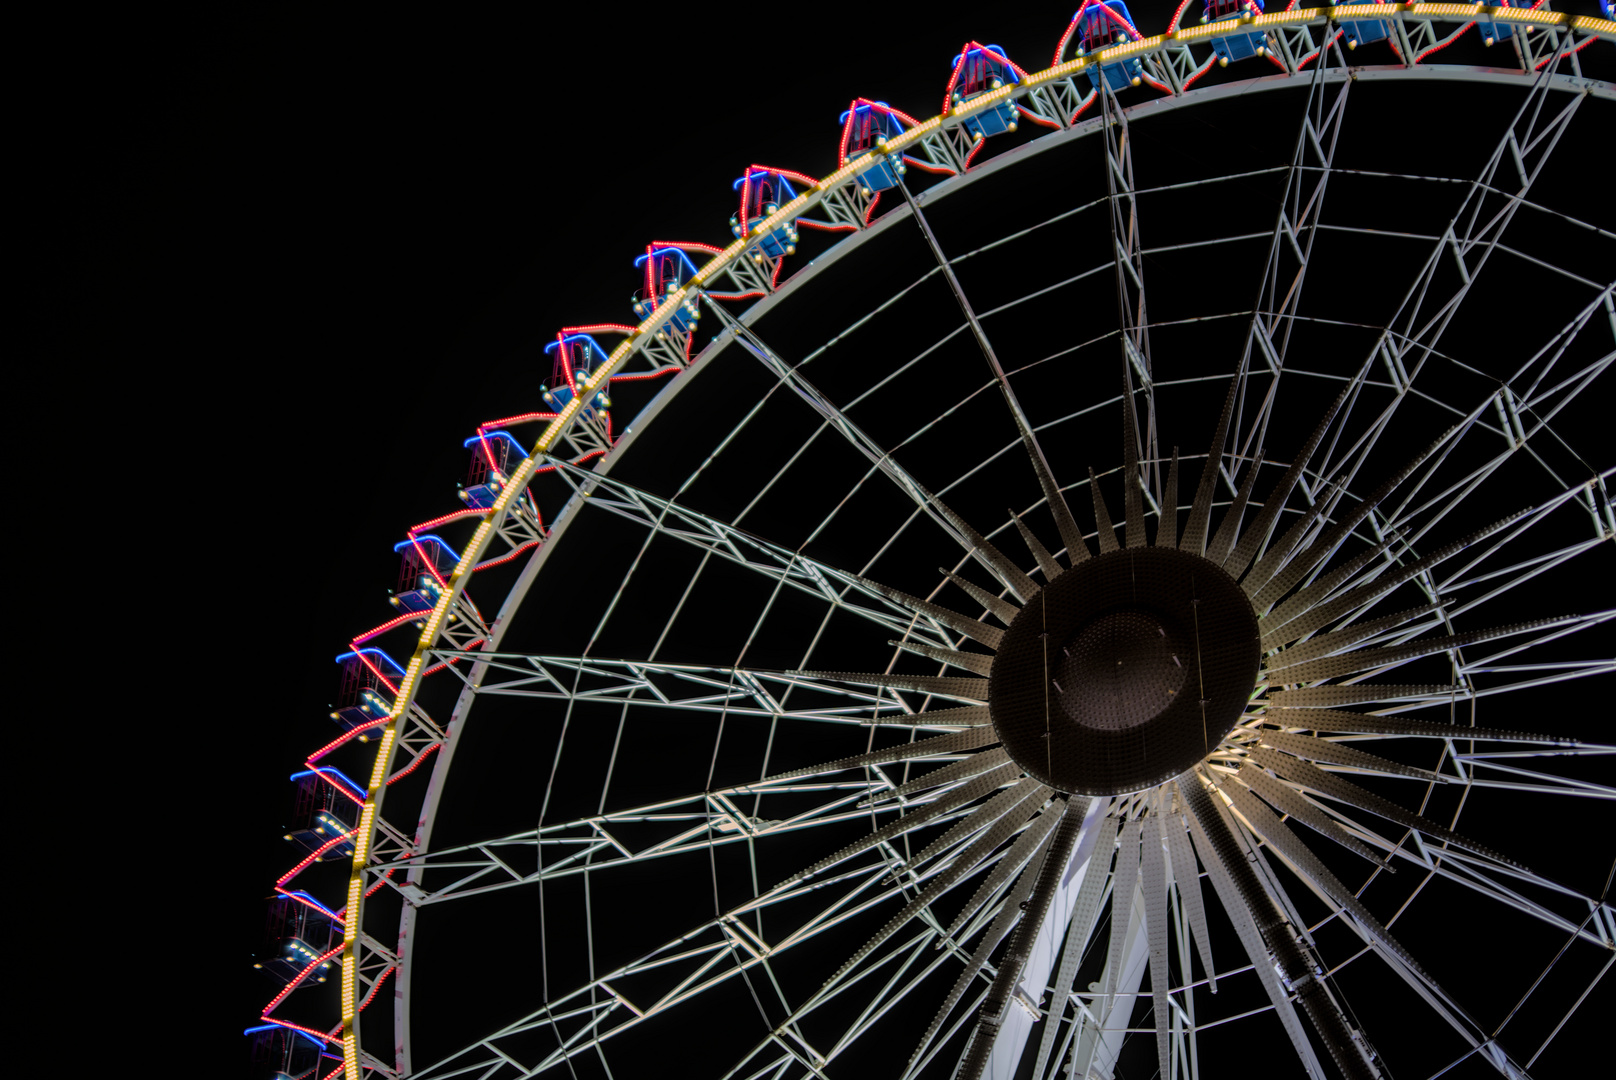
left=989, top=547, right=1260, bottom=796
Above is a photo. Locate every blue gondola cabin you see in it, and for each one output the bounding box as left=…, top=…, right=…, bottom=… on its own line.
left=254, top=895, right=337, bottom=986
left=731, top=169, right=800, bottom=262
left=1204, top=0, right=1270, bottom=66
left=1336, top=0, right=1393, bottom=50
left=542, top=332, right=611, bottom=420
left=284, top=769, right=359, bottom=859
left=839, top=100, right=910, bottom=196
left=631, top=248, right=702, bottom=336
left=1071, top=2, right=1146, bottom=90
left=948, top=45, right=1020, bottom=140
left=460, top=430, right=527, bottom=509
left=328, top=648, right=402, bottom=737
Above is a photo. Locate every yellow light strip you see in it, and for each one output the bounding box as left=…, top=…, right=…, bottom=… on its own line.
left=333, top=9, right=1613, bottom=1072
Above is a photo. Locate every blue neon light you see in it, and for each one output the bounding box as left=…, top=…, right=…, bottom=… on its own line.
left=542, top=333, right=608, bottom=357
left=290, top=767, right=367, bottom=799
left=731, top=172, right=800, bottom=200
left=391, top=534, right=461, bottom=561
left=461, top=430, right=530, bottom=458
left=244, top=1023, right=328, bottom=1048
left=333, top=647, right=407, bottom=675
left=632, top=248, right=702, bottom=274
left=279, top=889, right=344, bottom=921
left=838, top=101, right=896, bottom=124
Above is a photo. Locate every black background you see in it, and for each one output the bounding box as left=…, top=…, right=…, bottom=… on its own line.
left=35, top=3, right=1613, bottom=1075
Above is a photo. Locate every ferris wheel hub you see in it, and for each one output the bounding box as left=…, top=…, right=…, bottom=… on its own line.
left=988, top=547, right=1260, bottom=795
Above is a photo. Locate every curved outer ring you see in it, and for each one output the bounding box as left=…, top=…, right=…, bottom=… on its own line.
left=319, top=11, right=1615, bottom=1074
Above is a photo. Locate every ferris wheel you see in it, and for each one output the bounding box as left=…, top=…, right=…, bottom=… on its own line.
left=249, top=6, right=1616, bottom=1080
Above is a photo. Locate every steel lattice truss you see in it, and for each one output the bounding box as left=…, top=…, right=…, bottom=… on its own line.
left=250, top=8, right=1616, bottom=1080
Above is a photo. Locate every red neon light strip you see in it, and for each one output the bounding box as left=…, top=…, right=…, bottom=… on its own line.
left=256, top=1016, right=339, bottom=1047
left=562, top=323, right=637, bottom=336
left=408, top=537, right=450, bottom=589
left=473, top=536, right=544, bottom=573
left=421, top=639, right=486, bottom=677
left=608, top=365, right=680, bottom=384
left=355, top=651, right=401, bottom=696
left=364, top=867, right=398, bottom=898
left=480, top=411, right=558, bottom=430
left=1016, top=104, right=1062, bottom=130
left=356, top=964, right=397, bottom=1014
left=387, top=741, right=442, bottom=785
left=261, top=944, right=345, bottom=1015
left=1181, top=56, right=1219, bottom=92
left=276, top=834, right=351, bottom=887
left=323, top=1063, right=346, bottom=1080
left=1071, top=91, right=1099, bottom=124
left=1167, top=0, right=1195, bottom=33
left=652, top=240, right=725, bottom=256
left=532, top=449, right=606, bottom=474
left=1535, top=36, right=1592, bottom=70
left=746, top=163, right=819, bottom=188
left=312, top=768, right=365, bottom=806
left=1412, top=21, right=1473, bottom=63
left=1054, top=18, right=1081, bottom=65
left=307, top=717, right=388, bottom=763
left=411, top=508, right=485, bottom=534
left=351, top=611, right=423, bottom=646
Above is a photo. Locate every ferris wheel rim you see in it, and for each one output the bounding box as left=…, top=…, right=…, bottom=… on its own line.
left=266, top=13, right=1616, bottom=1076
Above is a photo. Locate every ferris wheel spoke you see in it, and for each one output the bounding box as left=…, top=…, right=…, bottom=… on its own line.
left=416, top=846, right=1001, bottom=1079
left=1328, top=76, right=1586, bottom=498
left=543, top=460, right=959, bottom=649
left=896, top=176, right=1093, bottom=570
left=1178, top=773, right=1332, bottom=1079
left=1099, top=82, right=1160, bottom=491
left=697, top=295, right=997, bottom=567
left=426, top=650, right=927, bottom=723
left=1227, top=42, right=1352, bottom=484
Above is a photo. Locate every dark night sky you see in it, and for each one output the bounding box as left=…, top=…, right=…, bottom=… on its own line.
left=39, top=4, right=1611, bottom=1076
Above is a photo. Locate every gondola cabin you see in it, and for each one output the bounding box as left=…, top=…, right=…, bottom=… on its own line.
left=283, top=768, right=360, bottom=859
left=631, top=248, right=702, bottom=336
left=1203, top=0, right=1270, bottom=66
left=947, top=44, right=1020, bottom=140
left=731, top=169, right=800, bottom=262
left=1475, top=1, right=1532, bottom=48
left=390, top=535, right=459, bottom=615
left=254, top=894, right=337, bottom=987
left=542, top=332, right=612, bottom=420
left=839, top=100, right=909, bottom=195
left=460, top=430, right=527, bottom=509
left=1069, top=2, right=1146, bottom=90
left=328, top=647, right=402, bottom=737
left=1335, top=0, right=1393, bottom=51
left=246, top=1023, right=325, bottom=1080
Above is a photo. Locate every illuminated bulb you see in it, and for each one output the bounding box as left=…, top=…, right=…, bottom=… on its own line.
left=1256, top=46, right=1265, bottom=56
left=1131, top=75, right=1142, bottom=86
left=990, top=78, right=1002, bottom=88
left=1219, top=55, right=1229, bottom=66
left=860, top=186, right=871, bottom=197
left=785, top=245, right=795, bottom=254
left=1348, top=38, right=1357, bottom=49
left=1008, top=121, right=1017, bottom=131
